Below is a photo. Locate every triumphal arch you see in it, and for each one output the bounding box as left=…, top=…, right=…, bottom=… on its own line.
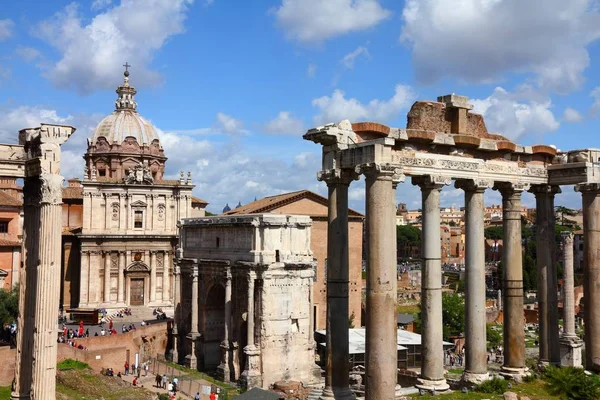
left=304, top=94, right=600, bottom=400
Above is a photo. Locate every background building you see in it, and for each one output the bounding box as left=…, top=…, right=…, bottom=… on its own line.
left=0, top=178, right=22, bottom=290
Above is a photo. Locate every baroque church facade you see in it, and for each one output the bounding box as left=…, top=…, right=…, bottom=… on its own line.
left=61, top=69, right=208, bottom=309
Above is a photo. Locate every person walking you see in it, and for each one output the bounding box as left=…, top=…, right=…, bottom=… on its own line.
left=136, top=364, right=141, bottom=378
left=124, top=361, right=129, bottom=375
left=144, top=363, right=148, bottom=377
left=162, top=374, right=167, bottom=389
left=195, top=393, right=200, bottom=400
left=156, top=374, right=162, bottom=388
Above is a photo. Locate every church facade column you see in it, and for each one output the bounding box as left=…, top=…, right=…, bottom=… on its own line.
left=117, top=251, right=126, bottom=305
left=150, top=250, right=157, bottom=304
left=217, top=267, right=233, bottom=382
left=495, top=182, right=529, bottom=381
left=530, top=184, right=561, bottom=366
left=241, top=271, right=261, bottom=388
left=170, top=259, right=181, bottom=363
left=318, top=168, right=357, bottom=400
left=559, top=232, right=583, bottom=367
left=575, top=183, right=600, bottom=372
left=184, top=262, right=200, bottom=369
left=414, top=175, right=450, bottom=392
left=456, top=179, right=491, bottom=384
left=162, top=251, right=170, bottom=303
left=360, top=164, right=403, bottom=400
left=79, top=250, right=90, bottom=307
left=104, top=251, right=111, bottom=304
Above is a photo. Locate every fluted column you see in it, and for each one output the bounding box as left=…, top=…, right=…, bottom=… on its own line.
left=117, top=251, right=125, bottom=305
left=150, top=250, right=157, bottom=303
left=162, top=251, right=170, bottom=303
left=495, top=182, right=529, bottom=381
left=360, top=164, right=403, bottom=400
left=456, top=179, right=490, bottom=384
left=414, top=175, right=450, bottom=392
left=13, top=174, right=64, bottom=400
left=559, top=231, right=583, bottom=367
left=318, top=168, right=358, bottom=400
left=184, top=263, right=199, bottom=369
left=530, top=184, right=561, bottom=365
left=575, top=183, right=600, bottom=372
left=218, top=268, right=233, bottom=381
left=170, top=260, right=181, bottom=363
left=241, top=271, right=261, bottom=388
left=104, top=251, right=111, bottom=304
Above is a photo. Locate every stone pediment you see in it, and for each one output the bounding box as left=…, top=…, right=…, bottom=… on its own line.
left=126, top=262, right=149, bottom=272
left=130, top=200, right=147, bottom=207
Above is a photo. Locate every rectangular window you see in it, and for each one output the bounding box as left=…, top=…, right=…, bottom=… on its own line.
left=98, top=169, right=106, bottom=177
left=134, top=211, right=143, bottom=228
left=0, top=221, right=8, bottom=233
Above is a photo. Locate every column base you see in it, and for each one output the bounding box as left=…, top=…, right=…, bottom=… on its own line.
left=499, top=366, right=529, bottom=383
left=560, top=337, right=584, bottom=368
left=240, top=370, right=263, bottom=390
left=10, top=393, right=30, bottom=400
left=184, top=354, right=197, bottom=369
left=461, top=371, right=490, bottom=385
left=416, top=377, right=449, bottom=392
left=319, top=386, right=355, bottom=400
left=217, top=341, right=231, bottom=382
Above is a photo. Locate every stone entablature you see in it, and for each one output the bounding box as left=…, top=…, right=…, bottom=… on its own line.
left=176, top=214, right=319, bottom=390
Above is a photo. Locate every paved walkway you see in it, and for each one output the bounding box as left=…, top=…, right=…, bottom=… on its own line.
left=120, top=371, right=195, bottom=399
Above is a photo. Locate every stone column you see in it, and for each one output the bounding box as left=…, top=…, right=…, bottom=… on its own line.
left=495, top=182, right=529, bottom=381
left=456, top=179, right=490, bottom=384
left=318, top=168, right=357, bottom=400
left=162, top=251, right=170, bottom=303
left=104, top=251, right=111, bottom=304
left=79, top=250, right=90, bottom=306
left=575, top=183, right=600, bottom=372
left=12, top=124, right=73, bottom=400
left=559, top=232, right=583, bottom=367
left=170, top=260, right=181, bottom=363
left=117, top=251, right=125, bottom=305
left=414, top=175, right=450, bottom=392
left=530, top=185, right=561, bottom=366
left=241, top=271, right=261, bottom=388
left=184, top=262, right=200, bottom=368
left=150, top=250, right=157, bottom=304
left=217, top=268, right=232, bottom=382
left=360, top=164, right=403, bottom=400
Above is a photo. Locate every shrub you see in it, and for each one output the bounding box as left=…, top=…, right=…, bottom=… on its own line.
left=544, top=365, right=600, bottom=400
left=57, top=359, right=90, bottom=371
left=474, top=377, right=508, bottom=394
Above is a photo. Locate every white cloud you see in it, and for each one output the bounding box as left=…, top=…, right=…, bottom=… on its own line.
left=590, top=86, right=600, bottom=117
left=91, top=0, right=113, bottom=10
left=563, top=107, right=583, bottom=123
left=0, top=19, right=14, bottom=41
left=341, top=46, right=370, bottom=69
left=471, top=87, right=560, bottom=140
left=312, top=84, right=416, bottom=125
left=307, top=63, right=317, bottom=78
left=35, top=0, right=193, bottom=94
left=215, top=112, right=248, bottom=135
left=15, top=47, right=42, bottom=63
left=263, top=111, right=305, bottom=135
left=400, top=0, right=600, bottom=93
left=273, top=0, right=391, bottom=44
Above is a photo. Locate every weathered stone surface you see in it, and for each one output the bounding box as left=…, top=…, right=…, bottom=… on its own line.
left=503, top=392, right=518, bottom=400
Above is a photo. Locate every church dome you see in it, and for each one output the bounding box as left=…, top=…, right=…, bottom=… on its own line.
left=90, top=68, right=161, bottom=147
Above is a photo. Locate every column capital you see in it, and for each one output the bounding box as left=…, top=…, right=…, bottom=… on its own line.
left=493, top=181, right=530, bottom=196
left=454, top=178, right=493, bottom=193
left=118, top=250, right=126, bottom=255
left=561, top=231, right=575, bottom=244
left=356, top=162, right=405, bottom=183
left=317, top=168, right=359, bottom=185
left=224, top=267, right=232, bottom=281
left=412, top=175, right=451, bottom=191
left=23, top=174, right=64, bottom=206
left=575, top=183, right=600, bottom=193
left=247, top=270, right=257, bottom=282
left=529, top=184, right=561, bottom=196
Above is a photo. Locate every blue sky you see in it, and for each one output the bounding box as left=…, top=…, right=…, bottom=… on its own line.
left=1, top=0, right=600, bottom=213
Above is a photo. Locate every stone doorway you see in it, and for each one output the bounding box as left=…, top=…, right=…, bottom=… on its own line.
left=130, top=278, right=145, bottom=306
left=203, top=283, right=225, bottom=370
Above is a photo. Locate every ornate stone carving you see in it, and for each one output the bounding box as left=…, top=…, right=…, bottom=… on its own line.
left=454, top=179, right=493, bottom=192
left=317, top=168, right=359, bottom=185
left=125, top=162, right=153, bottom=184
left=356, top=163, right=405, bottom=183
left=127, top=262, right=150, bottom=272
left=157, top=204, right=166, bottom=221
left=111, top=202, right=120, bottom=221
left=24, top=174, right=64, bottom=206
left=412, top=174, right=452, bottom=190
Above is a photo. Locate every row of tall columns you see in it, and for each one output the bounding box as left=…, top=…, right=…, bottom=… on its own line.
left=414, top=176, right=449, bottom=391
left=559, top=232, right=583, bottom=367
left=576, top=184, right=600, bottom=372
left=184, top=262, right=199, bottom=369
left=318, top=169, right=356, bottom=400
left=531, top=185, right=560, bottom=366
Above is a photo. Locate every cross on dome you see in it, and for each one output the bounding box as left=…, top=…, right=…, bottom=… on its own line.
left=115, top=62, right=137, bottom=111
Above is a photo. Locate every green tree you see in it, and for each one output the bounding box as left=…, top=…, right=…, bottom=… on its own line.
left=0, top=284, right=18, bottom=326
left=484, top=226, right=503, bottom=262
left=396, top=225, right=421, bottom=258
left=486, top=324, right=502, bottom=349
left=417, top=293, right=465, bottom=340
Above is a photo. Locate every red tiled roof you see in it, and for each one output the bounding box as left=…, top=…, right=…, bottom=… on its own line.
left=192, top=196, right=208, bottom=205
left=224, top=190, right=364, bottom=217
left=0, top=191, right=21, bottom=207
